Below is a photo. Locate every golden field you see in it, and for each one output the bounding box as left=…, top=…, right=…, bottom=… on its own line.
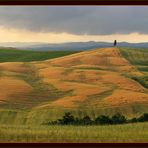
left=0, top=47, right=147, bottom=117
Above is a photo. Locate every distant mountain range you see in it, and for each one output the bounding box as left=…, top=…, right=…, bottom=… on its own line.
left=1, top=41, right=148, bottom=51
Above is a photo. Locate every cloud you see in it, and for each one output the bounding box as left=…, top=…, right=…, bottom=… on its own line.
left=0, top=6, right=148, bottom=35
left=1, top=27, right=148, bottom=43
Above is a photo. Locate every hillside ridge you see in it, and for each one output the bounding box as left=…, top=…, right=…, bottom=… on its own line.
left=0, top=47, right=147, bottom=123
left=34, top=47, right=147, bottom=109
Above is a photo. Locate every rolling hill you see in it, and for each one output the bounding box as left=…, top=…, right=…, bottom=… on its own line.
left=0, top=47, right=147, bottom=125
left=35, top=47, right=147, bottom=109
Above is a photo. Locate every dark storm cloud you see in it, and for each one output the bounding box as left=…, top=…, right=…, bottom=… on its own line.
left=0, top=6, right=148, bottom=35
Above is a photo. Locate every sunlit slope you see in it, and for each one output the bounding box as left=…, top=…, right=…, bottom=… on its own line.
left=34, top=47, right=148, bottom=109
left=0, top=47, right=148, bottom=124
left=0, top=62, right=73, bottom=109
left=0, top=47, right=147, bottom=113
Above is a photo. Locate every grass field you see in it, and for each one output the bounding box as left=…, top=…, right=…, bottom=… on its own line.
left=1, top=103, right=148, bottom=126
left=119, top=47, right=148, bottom=67
left=0, top=47, right=147, bottom=125
left=0, top=122, right=147, bottom=142
left=0, top=47, right=147, bottom=142
left=0, top=48, right=80, bottom=62
left=119, top=47, right=148, bottom=88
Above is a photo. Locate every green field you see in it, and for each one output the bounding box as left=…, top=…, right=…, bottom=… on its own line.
left=0, top=48, right=80, bottom=62
left=119, top=47, right=148, bottom=67
left=119, top=47, right=148, bottom=88
left=0, top=122, right=147, bottom=142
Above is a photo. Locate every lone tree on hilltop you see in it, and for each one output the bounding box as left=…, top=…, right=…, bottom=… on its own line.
left=114, top=40, right=117, bottom=46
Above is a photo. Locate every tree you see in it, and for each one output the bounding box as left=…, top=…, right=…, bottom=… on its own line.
left=129, top=117, right=138, bottom=123
left=74, top=117, right=81, bottom=125
left=138, top=113, right=148, bottom=122
left=82, top=116, right=92, bottom=125
left=95, top=115, right=112, bottom=125
left=111, top=113, right=126, bottom=124
left=58, top=112, right=75, bottom=125
left=114, top=40, right=117, bottom=46
left=47, top=112, right=148, bottom=126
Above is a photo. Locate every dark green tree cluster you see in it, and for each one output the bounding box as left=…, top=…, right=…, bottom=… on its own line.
left=129, top=113, right=148, bottom=123
left=47, top=112, right=148, bottom=126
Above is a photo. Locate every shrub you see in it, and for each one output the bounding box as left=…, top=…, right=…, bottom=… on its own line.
left=82, top=116, right=92, bottom=125
left=47, top=112, right=148, bottom=126
left=138, top=113, right=148, bottom=122
left=95, top=115, right=112, bottom=125
left=128, top=117, right=138, bottom=123
left=58, top=112, right=75, bottom=125
left=111, top=113, right=127, bottom=124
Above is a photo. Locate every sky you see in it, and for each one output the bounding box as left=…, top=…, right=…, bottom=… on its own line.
left=0, top=6, right=148, bottom=43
